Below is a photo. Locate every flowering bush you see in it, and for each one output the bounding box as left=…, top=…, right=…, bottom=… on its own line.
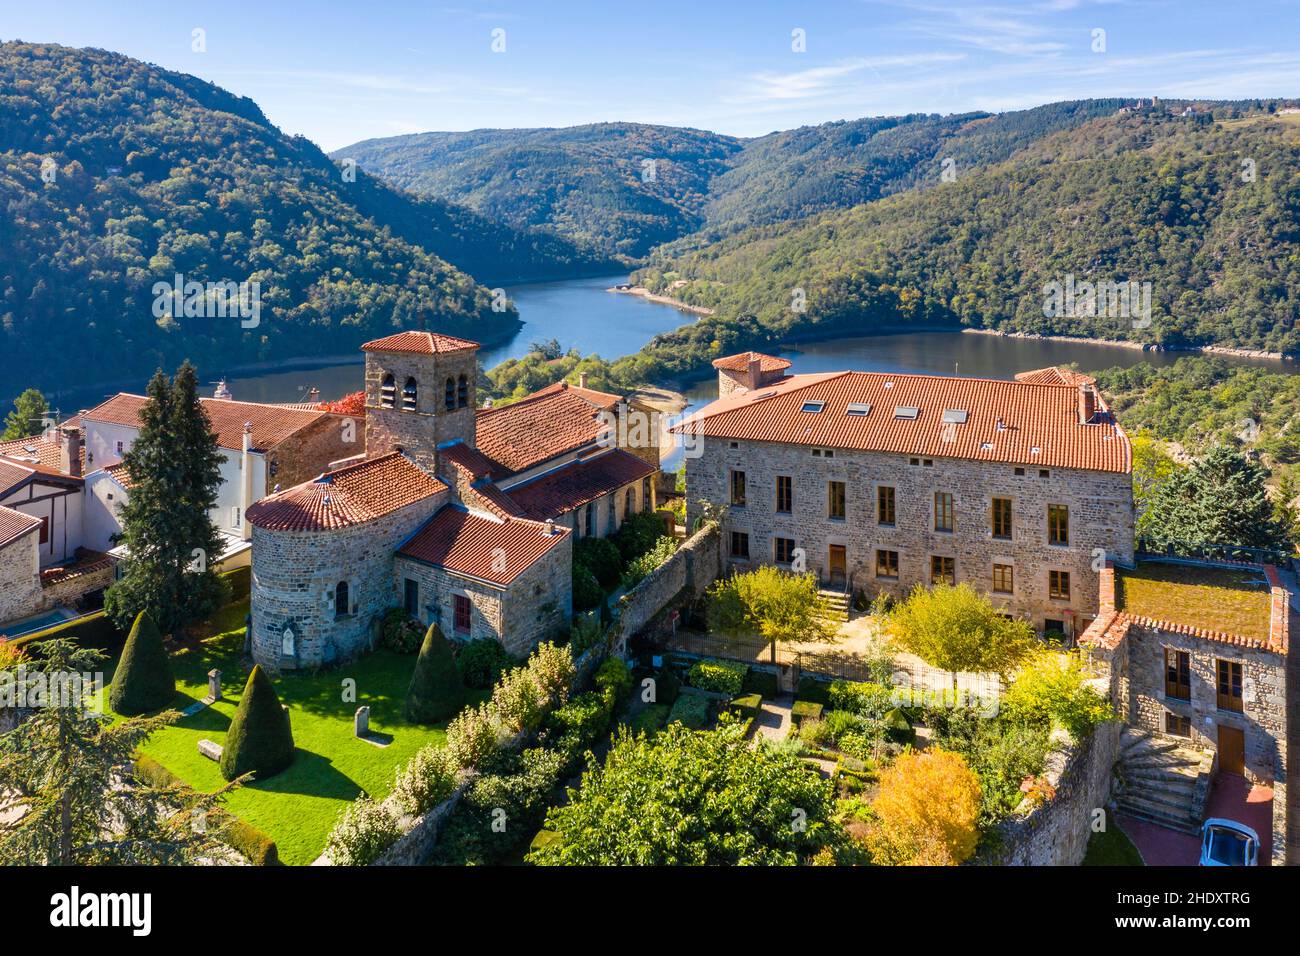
left=391, top=744, right=458, bottom=817
left=324, top=795, right=400, bottom=866
left=526, top=642, right=576, bottom=707
left=445, top=702, right=501, bottom=769
left=493, top=665, right=545, bottom=734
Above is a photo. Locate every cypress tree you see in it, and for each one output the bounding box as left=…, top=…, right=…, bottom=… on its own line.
left=108, top=610, right=175, bottom=716
left=220, top=665, right=295, bottom=781
left=405, top=624, right=466, bottom=724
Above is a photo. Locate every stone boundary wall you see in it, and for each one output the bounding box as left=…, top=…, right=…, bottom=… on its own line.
left=983, top=720, right=1123, bottom=866
left=611, top=521, right=720, bottom=653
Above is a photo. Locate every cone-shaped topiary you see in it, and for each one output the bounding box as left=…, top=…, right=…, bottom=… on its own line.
left=220, top=665, right=295, bottom=781
left=405, top=623, right=466, bottom=724
left=109, top=610, right=175, bottom=715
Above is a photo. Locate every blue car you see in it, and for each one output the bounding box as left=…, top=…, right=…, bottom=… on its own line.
left=1199, top=818, right=1259, bottom=866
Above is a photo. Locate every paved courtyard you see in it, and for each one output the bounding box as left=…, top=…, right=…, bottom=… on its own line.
left=1118, top=775, right=1274, bottom=866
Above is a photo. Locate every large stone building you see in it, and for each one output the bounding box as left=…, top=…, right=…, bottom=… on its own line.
left=245, top=330, right=655, bottom=671
left=676, top=355, right=1134, bottom=638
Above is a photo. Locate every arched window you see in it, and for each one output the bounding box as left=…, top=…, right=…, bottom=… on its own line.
left=444, top=377, right=456, bottom=411
left=457, top=374, right=469, bottom=408
left=335, top=581, right=350, bottom=618
left=402, top=377, right=417, bottom=412
left=380, top=374, right=396, bottom=409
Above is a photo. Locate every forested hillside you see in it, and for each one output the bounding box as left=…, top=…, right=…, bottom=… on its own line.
left=0, top=42, right=609, bottom=401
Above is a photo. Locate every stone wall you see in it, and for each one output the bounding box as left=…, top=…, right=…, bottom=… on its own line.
left=985, top=721, right=1124, bottom=866
left=269, top=414, right=358, bottom=489
left=0, top=531, right=42, bottom=629
left=611, top=521, right=720, bottom=653
left=38, top=559, right=115, bottom=613
left=250, top=492, right=446, bottom=672
left=363, top=348, right=477, bottom=475
left=686, top=437, right=1134, bottom=636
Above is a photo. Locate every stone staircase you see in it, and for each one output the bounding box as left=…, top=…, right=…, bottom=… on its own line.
left=1115, top=728, right=1215, bottom=835
left=818, top=588, right=851, bottom=624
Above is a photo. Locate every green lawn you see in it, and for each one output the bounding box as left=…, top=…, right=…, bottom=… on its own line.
left=1083, top=823, right=1144, bottom=866
left=95, top=600, right=478, bottom=865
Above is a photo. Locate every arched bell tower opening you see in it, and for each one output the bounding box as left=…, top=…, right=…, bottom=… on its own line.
left=361, top=331, right=480, bottom=474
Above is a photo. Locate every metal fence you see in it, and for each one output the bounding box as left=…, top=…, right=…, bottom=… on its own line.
left=1134, top=537, right=1293, bottom=570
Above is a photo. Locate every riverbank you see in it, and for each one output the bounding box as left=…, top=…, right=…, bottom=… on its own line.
left=961, top=327, right=1295, bottom=363
left=606, top=284, right=715, bottom=316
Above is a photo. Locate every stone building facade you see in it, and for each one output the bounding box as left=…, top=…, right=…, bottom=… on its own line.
left=0, top=510, right=42, bottom=628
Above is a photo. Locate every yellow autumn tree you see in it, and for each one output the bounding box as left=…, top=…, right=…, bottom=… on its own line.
left=866, top=749, right=981, bottom=865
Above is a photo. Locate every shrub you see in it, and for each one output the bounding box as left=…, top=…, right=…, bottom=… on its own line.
left=455, top=637, right=514, bottom=688
left=379, top=608, right=422, bottom=654
left=611, top=510, right=669, bottom=563
left=405, top=624, right=466, bottom=724
left=743, top=668, right=780, bottom=699
left=829, top=680, right=893, bottom=719
left=686, top=658, right=747, bottom=695
left=622, top=536, right=677, bottom=588
left=391, top=744, right=459, bottom=817
left=108, top=610, right=174, bottom=716
left=548, top=690, right=614, bottom=756
left=325, top=795, right=400, bottom=866
left=525, top=642, right=576, bottom=708
left=1002, top=652, right=1113, bottom=739
left=728, top=693, right=762, bottom=717
left=650, top=667, right=680, bottom=705
left=445, top=702, right=501, bottom=769
left=572, top=563, right=603, bottom=611
left=594, top=657, right=632, bottom=701
left=219, top=665, right=295, bottom=782
left=791, top=700, right=824, bottom=725
left=569, top=614, right=606, bottom=656
left=796, top=677, right=832, bottom=706
left=625, top=703, right=670, bottom=736
left=866, top=749, right=982, bottom=866
left=574, top=537, right=621, bottom=590
left=798, top=717, right=833, bottom=747
left=493, top=665, right=544, bottom=734
left=667, top=693, right=710, bottom=729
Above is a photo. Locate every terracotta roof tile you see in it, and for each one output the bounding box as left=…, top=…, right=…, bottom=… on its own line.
left=0, top=505, right=42, bottom=550
left=361, top=330, right=480, bottom=354
left=246, top=453, right=445, bottom=531
left=439, top=441, right=504, bottom=481
left=712, top=351, right=792, bottom=373
left=673, top=371, right=1131, bottom=474
left=82, top=394, right=336, bottom=454
left=103, top=462, right=134, bottom=490
left=532, top=380, right=624, bottom=410
left=505, top=449, right=656, bottom=520
left=464, top=482, right=528, bottom=519
left=398, top=506, right=568, bottom=586
left=40, top=549, right=115, bottom=587
left=475, top=390, right=609, bottom=475
left=1014, top=366, right=1097, bottom=387
left=0, top=433, right=65, bottom=472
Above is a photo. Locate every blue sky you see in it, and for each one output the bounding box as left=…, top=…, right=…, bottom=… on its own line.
left=6, top=0, right=1300, bottom=151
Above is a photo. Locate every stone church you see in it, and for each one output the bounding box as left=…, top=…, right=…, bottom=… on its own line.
left=245, top=330, right=656, bottom=673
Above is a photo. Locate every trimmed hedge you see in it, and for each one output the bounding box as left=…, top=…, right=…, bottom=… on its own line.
left=667, top=693, right=710, bottom=729
left=728, top=693, right=762, bottom=717
left=220, top=665, right=295, bottom=781
left=743, top=668, right=780, bottom=699
left=625, top=703, right=670, bottom=736
left=828, top=680, right=893, bottom=719
left=8, top=609, right=124, bottom=653
left=686, top=658, right=747, bottom=696
left=791, top=700, right=824, bottom=726
left=109, top=611, right=175, bottom=716
left=796, top=676, right=832, bottom=706
left=405, top=624, right=466, bottom=724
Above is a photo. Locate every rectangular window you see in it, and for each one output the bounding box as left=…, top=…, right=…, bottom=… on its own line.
left=1165, top=648, right=1191, bottom=701
left=1165, top=712, right=1191, bottom=738
left=774, top=537, right=796, bottom=564
left=1049, top=569, right=1071, bottom=600
left=934, top=492, right=954, bottom=532
left=231, top=506, right=242, bottom=529
left=730, top=469, right=746, bottom=507
left=875, top=549, right=899, bottom=579
left=776, top=475, right=793, bottom=513
left=877, top=486, right=896, bottom=525
left=1047, top=504, right=1069, bottom=546
left=930, top=555, right=955, bottom=585
left=991, top=497, right=1012, bottom=539
left=992, top=563, right=1014, bottom=594
left=1217, top=659, right=1244, bottom=713
left=584, top=502, right=594, bottom=537
left=828, top=481, right=846, bottom=520
left=1044, top=618, right=1066, bottom=637
left=730, top=531, right=750, bottom=560
left=39, top=515, right=49, bottom=545
left=453, top=594, right=471, bottom=635
left=404, top=579, right=419, bottom=617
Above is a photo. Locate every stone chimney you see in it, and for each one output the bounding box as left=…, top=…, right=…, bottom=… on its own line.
left=746, top=355, right=763, bottom=391
left=59, top=424, right=82, bottom=478
left=308, top=386, right=321, bottom=404
left=241, top=422, right=254, bottom=541
left=1078, top=384, right=1097, bottom=424
left=578, top=372, right=589, bottom=389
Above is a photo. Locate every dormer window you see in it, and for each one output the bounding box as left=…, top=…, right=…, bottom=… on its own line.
left=402, top=377, right=418, bottom=412
left=445, top=377, right=456, bottom=411
left=380, top=374, right=396, bottom=409
left=458, top=374, right=469, bottom=408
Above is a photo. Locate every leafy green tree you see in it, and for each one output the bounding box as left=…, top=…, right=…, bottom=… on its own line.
left=1002, top=652, right=1113, bottom=740
left=104, top=364, right=228, bottom=635
left=886, top=583, right=1037, bottom=687
left=0, top=639, right=232, bottom=864
left=530, top=722, right=836, bottom=865
left=405, top=623, right=466, bottom=724
left=1140, top=444, right=1289, bottom=551
left=219, top=665, right=295, bottom=782
left=1131, top=434, right=1182, bottom=524
left=108, top=610, right=175, bottom=716
left=1, top=388, right=49, bottom=440
left=707, top=566, right=835, bottom=663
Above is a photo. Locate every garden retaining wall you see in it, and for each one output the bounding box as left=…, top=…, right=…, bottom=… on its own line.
left=611, top=521, right=720, bottom=654
left=983, top=720, right=1123, bottom=866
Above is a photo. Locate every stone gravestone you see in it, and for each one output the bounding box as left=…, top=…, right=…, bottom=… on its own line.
left=355, top=706, right=370, bottom=738
left=197, top=739, right=223, bottom=762
left=204, top=668, right=222, bottom=704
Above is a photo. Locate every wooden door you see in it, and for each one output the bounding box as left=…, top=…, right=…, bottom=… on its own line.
left=828, top=545, right=846, bottom=586
left=1218, top=725, right=1245, bottom=776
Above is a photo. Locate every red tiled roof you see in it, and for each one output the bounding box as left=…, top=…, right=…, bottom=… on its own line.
left=103, top=462, right=134, bottom=490
left=532, top=380, right=624, bottom=410
left=0, top=433, right=65, bottom=472
left=505, top=449, right=656, bottom=520
left=0, top=455, right=83, bottom=497
left=465, top=481, right=527, bottom=519
left=673, top=371, right=1131, bottom=473
left=398, top=506, right=568, bottom=586
left=82, top=394, right=336, bottom=453
left=0, top=505, right=42, bottom=550
left=361, top=330, right=480, bottom=354
left=1014, top=366, right=1097, bottom=387
left=439, top=441, right=504, bottom=481
left=712, top=351, right=792, bottom=373
left=40, top=549, right=115, bottom=587
left=246, top=453, right=445, bottom=531
left=475, top=389, right=609, bottom=475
